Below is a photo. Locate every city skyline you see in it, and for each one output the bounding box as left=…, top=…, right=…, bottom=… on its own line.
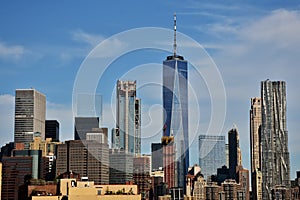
left=0, top=0, right=300, bottom=176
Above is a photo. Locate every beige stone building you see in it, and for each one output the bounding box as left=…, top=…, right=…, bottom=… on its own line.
left=250, top=97, right=262, bottom=200
left=30, top=134, right=62, bottom=156
left=32, top=179, right=141, bottom=200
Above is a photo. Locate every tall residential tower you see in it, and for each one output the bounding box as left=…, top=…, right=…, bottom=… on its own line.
left=261, top=80, right=290, bottom=199
left=113, top=80, right=141, bottom=156
left=250, top=97, right=262, bottom=200
left=14, top=89, right=46, bottom=149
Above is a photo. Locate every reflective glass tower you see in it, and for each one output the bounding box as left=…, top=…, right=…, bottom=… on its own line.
left=199, top=135, right=226, bottom=179
left=162, top=14, right=189, bottom=188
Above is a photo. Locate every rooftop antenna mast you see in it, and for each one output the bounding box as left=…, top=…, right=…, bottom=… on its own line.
left=173, top=12, right=177, bottom=57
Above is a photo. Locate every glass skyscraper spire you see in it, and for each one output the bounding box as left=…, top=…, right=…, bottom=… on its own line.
left=162, top=13, right=189, bottom=188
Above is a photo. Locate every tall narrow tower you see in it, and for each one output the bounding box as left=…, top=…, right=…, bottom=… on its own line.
left=228, top=126, right=241, bottom=180
left=115, top=80, right=141, bottom=156
left=162, top=13, right=189, bottom=189
left=261, top=80, right=290, bottom=200
left=250, top=97, right=262, bottom=200
left=14, top=89, right=46, bottom=149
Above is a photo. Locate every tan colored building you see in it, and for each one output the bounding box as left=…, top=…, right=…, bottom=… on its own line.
left=158, top=195, right=171, bottom=200
left=32, top=179, right=141, bottom=200
left=186, top=165, right=206, bottom=200
left=222, top=179, right=238, bottom=200
left=30, top=134, right=62, bottom=156
left=250, top=97, right=262, bottom=200
left=236, top=166, right=250, bottom=200
left=205, top=182, right=223, bottom=200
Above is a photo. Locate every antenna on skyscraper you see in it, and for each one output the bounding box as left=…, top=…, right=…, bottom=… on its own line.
left=173, top=12, right=177, bottom=57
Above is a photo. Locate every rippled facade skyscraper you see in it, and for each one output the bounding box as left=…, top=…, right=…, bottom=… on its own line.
left=261, top=80, right=290, bottom=200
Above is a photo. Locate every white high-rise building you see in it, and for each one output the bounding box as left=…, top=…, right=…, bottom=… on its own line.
left=14, top=89, right=46, bottom=149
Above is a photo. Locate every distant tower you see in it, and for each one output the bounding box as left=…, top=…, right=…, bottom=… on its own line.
left=261, top=80, right=290, bottom=200
left=228, top=126, right=241, bottom=180
left=199, top=135, right=226, bottom=179
left=74, top=93, right=102, bottom=140
left=113, top=80, right=141, bottom=156
left=74, top=117, right=100, bottom=140
left=14, top=89, right=46, bottom=149
left=45, top=120, right=60, bottom=141
left=162, top=13, right=189, bottom=189
left=250, top=97, right=262, bottom=200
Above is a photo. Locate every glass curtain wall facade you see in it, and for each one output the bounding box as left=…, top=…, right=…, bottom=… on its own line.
left=198, top=135, right=226, bottom=179
left=74, top=117, right=99, bottom=140
left=163, top=55, right=189, bottom=188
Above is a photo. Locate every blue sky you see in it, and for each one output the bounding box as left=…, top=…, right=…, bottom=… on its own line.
left=0, top=1, right=300, bottom=177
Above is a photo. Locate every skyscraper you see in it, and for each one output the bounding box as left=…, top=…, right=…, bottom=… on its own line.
left=74, top=117, right=100, bottom=140
left=250, top=97, right=262, bottom=200
left=228, top=126, right=241, bottom=180
left=113, top=80, right=141, bottom=156
left=198, top=135, right=226, bottom=179
left=45, top=120, right=59, bottom=141
left=109, top=149, right=133, bottom=184
left=56, top=140, right=109, bottom=184
left=162, top=13, right=189, bottom=189
left=14, top=89, right=46, bottom=149
left=261, top=80, right=290, bottom=199
left=151, top=143, right=163, bottom=171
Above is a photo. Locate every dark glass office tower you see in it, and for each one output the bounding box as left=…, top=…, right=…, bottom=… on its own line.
left=228, top=127, right=239, bottom=180
left=45, top=120, right=59, bottom=141
left=74, top=117, right=99, bottom=140
left=162, top=13, right=189, bottom=188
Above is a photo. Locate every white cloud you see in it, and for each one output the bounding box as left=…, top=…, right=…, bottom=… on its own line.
left=71, top=30, right=105, bottom=46
left=71, top=30, right=126, bottom=58
left=240, top=9, right=300, bottom=48
left=0, top=42, right=25, bottom=60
